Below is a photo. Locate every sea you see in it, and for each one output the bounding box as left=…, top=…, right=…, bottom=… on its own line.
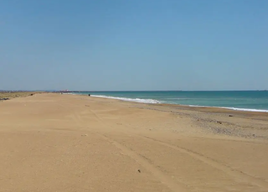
left=71, top=91, right=268, bottom=113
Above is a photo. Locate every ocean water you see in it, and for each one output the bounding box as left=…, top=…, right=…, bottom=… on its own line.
left=72, top=91, right=268, bottom=112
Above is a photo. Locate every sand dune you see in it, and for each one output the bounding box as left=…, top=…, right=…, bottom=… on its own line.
left=0, top=93, right=268, bottom=192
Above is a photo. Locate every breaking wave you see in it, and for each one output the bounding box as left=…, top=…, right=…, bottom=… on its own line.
left=91, top=95, right=161, bottom=104
left=188, top=105, right=268, bottom=113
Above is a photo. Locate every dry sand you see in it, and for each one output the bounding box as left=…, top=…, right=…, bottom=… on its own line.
left=0, top=93, right=268, bottom=192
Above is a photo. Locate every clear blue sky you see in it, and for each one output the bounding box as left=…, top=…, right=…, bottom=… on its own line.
left=1, top=0, right=267, bottom=91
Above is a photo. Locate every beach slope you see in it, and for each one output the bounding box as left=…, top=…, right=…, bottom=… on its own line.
left=0, top=93, right=268, bottom=192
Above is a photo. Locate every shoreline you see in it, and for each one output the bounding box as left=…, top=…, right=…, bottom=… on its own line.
left=84, top=94, right=268, bottom=116
left=81, top=94, right=268, bottom=140
left=71, top=93, right=268, bottom=140
left=3, top=91, right=268, bottom=117
left=80, top=93, right=268, bottom=113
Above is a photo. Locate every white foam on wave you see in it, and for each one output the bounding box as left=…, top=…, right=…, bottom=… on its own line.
left=188, top=105, right=268, bottom=113
left=91, top=95, right=161, bottom=104
left=221, top=107, right=268, bottom=113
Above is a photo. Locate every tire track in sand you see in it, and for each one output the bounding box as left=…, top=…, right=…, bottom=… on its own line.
left=140, top=135, right=268, bottom=191
left=84, top=106, right=189, bottom=192
left=57, top=101, right=188, bottom=192
left=97, top=133, right=189, bottom=192
left=72, top=102, right=268, bottom=191
left=106, top=117, right=268, bottom=191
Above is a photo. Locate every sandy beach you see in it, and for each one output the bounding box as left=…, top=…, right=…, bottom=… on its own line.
left=0, top=93, right=268, bottom=192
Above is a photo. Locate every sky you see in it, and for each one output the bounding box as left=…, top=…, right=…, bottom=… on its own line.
left=1, top=0, right=268, bottom=91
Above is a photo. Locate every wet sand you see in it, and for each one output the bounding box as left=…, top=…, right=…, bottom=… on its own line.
left=0, top=93, right=268, bottom=192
